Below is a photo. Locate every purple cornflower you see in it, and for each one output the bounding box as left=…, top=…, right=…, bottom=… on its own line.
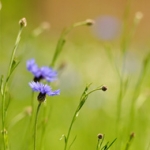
left=26, top=59, right=57, bottom=82
left=29, top=81, right=60, bottom=102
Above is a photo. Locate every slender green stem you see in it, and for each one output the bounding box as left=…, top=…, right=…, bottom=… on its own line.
left=96, top=139, right=100, bottom=150
left=2, top=90, right=9, bottom=150
left=64, top=85, right=105, bottom=150
left=39, top=103, right=49, bottom=150
left=64, top=109, right=78, bottom=150
left=6, top=26, right=23, bottom=81
left=34, top=102, right=42, bottom=150
left=1, top=25, right=24, bottom=150
left=125, top=133, right=134, bottom=150
left=129, top=54, right=150, bottom=131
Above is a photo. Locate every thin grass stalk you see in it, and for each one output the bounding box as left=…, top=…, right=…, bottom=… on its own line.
left=129, top=55, right=150, bottom=130
left=21, top=92, right=35, bottom=150
left=64, top=108, right=78, bottom=150
left=124, top=132, right=135, bottom=150
left=64, top=85, right=105, bottom=150
left=96, top=139, right=100, bottom=150
left=34, top=102, right=42, bottom=150
left=1, top=23, right=25, bottom=150
left=39, top=103, right=49, bottom=150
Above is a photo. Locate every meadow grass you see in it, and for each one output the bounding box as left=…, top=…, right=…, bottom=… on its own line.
left=0, top=2, right=150, bottom=150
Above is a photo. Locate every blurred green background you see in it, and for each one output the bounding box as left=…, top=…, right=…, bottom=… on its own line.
left=1, top=0, right=150, bottom=150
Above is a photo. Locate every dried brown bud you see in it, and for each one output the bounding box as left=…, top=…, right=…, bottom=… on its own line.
left=130, top=132, right=135, bottom=138
left=101, top=86, right=107, bottom=91
left=19, top=18, right=27, bottom=27
left=97, top=133, right=103, bottom=139
left=86, top=19, right=95, bottom=26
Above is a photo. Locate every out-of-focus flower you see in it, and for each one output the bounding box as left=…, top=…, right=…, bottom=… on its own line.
left=0, top=1, right=2, bottom=10
left=92, top=15, right=121, bottom=40
left=32, top=22, right=50, bottom=37
left=29, top=81, right=60, bottom=102
left=27, top=59, right=57, bottom=82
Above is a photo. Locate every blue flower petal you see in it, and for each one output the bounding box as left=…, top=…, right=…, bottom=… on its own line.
left=27, top=59, right=58, bottom=82
left=40, top=67, right=57, bottom=82
left=26, top=59, right=41, bottom=77
left=29, top=82, right=60, bottom=97
left=47, top=89, right=60, bottom=96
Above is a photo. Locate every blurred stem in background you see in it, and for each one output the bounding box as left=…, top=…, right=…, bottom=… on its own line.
left=50, top=19, right=94, bottom=67
left=0, top=18, right=26, bottom=150
left=124, top=132, right=135, bottom=150
left=117, top=11, right=143, bottom=149
left=129, top=53, right=150, bottom=131
left=103, top=1, right=143, bottom=148
left=39, top=19, right=95, bottom=149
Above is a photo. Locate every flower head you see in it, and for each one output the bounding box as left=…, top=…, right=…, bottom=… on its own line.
left=29, top=81, right=60, bottom=102
left=27, top=59, right=57, bottom=82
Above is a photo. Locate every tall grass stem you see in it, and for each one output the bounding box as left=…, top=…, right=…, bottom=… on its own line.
left=1, top=24, right=25, bottom=150
left=34, top=102, right=42, bottom=150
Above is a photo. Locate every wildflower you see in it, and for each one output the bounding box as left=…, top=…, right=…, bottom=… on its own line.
left=29, top=81, right=60, bottom=102
left=27, top=59, right=57, bottom=82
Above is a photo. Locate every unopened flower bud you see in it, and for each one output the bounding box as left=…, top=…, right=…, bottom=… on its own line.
left=101, top=85, right=107, bottom=91
left=97, top=133, right=103, bottom=139
left=19, top=18, right=27, bottom=27
left=86, top=19, right=95, bottom=26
